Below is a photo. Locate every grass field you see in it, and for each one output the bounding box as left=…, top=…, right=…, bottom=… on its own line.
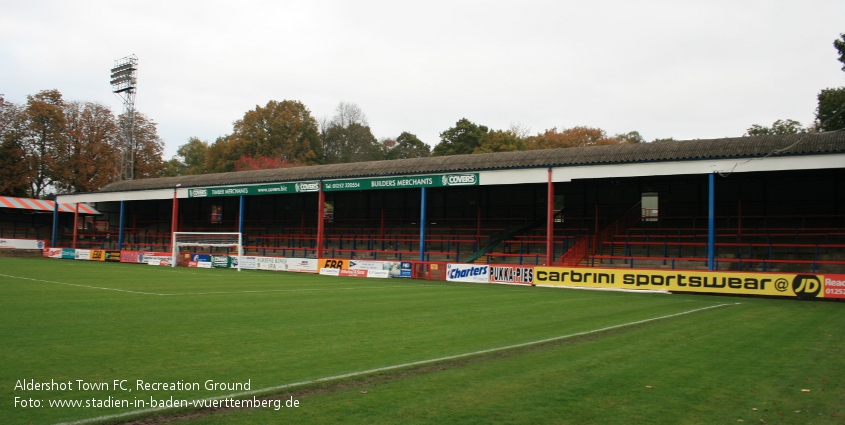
left=1, top=257, right=843, bottom=425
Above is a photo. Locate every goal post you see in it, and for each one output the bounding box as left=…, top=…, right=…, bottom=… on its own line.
left=171, top=232, right=243, bottom=271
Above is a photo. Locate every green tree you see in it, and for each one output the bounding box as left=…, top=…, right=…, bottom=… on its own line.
left=834, top=33, right=845, bottom=72
left=383, top=132, right=430, bottom=160
left=322, top=102, right=380, bottom=163
left=0, top=96, right=31, bottom=196
left=474, top=130, right=526, bottom=153
left=432, top=118, right=489, bottom=156
left=614, top=131, right=645, bottom=144
left=162, top=158, right=186, bottom=177
left=814, top=34, right=845, bottom=132
left=179, top=138, right=209, bottom=174
left=164, top=137, right=210, bottom=177
left=322, top=122, right=380, bottom=163
left=744, top=119, right=809, bottom=136
left=58, top=101, right=120, bottom=192
left=230, top=100, right=321, bottom=167
left=815, top=88, right=845, bottom=132
left=24, top=89, right=66, bottom=197
left=205, top=136, right=239, bottom=173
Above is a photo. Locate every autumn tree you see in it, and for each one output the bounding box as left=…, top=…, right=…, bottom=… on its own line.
left=382, top=132, right=430, bottom=160
left=233, top=155, right=296, bottom=171
left=121, top=111, right=164, bottom=179
left=23, top=90, right=66, bottom=197
left=432, top=118, right=489, bottom=156
left=228, top=100, right=322, bottom=167
left=0, top=96, right=31, bottom=196
left=57, top=101, right=120, bottom=193
left=321, top=102, right=380, bottom=163
left=474, top=130, right=526, bottom=153
left=525, top=126, right=619, bottom=150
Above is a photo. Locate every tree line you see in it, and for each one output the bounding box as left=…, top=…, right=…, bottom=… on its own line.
left=166, top=33, right=845, bottom=176
left=0, top=90, right=163, bottom=198
left=3, top=35, right=842, bottom=197
left=163, top=100, right=649, bottom=177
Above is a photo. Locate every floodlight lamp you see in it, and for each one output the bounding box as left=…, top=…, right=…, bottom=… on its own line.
left=110, top=55, right=138, bottom=94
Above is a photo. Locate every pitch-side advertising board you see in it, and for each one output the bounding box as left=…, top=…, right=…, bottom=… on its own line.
left=533, top=266, right=845, bottom=299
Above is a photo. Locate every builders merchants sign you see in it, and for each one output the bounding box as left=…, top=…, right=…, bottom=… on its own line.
left=188, top=181, right=320, bottom=198
left=534, top=266, right=841, bottom=299
left=323, top=173, right=478, bottom=192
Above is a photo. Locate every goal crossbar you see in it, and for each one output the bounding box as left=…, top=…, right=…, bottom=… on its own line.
left=172, top=232, right=243, bottom=271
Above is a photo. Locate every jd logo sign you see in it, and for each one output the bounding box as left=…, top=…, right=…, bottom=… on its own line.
left=792, top=275, right=821, bottom=299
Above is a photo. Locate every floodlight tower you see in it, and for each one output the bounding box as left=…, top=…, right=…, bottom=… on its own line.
left=110, top=55, right=138, bottom=180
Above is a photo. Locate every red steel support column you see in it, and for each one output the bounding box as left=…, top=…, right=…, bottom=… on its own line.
left=546, top=168, right=554, bottom=265
left=170, top=188, right=179, bottom=254
left=72, top=203, right=79, bottom=249
left=316, top=186, right=325, bottom=258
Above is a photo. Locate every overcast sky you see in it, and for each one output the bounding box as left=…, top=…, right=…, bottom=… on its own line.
left=2, top=1, right=843, bottom=158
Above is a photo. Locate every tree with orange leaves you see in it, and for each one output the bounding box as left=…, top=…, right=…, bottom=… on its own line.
left=525, top=126, right=621, bottom=150
left=0, top=95, right=31, bottom=197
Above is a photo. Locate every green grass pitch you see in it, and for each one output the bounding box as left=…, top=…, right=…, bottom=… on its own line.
left=1, top=257, right=843, bottom=424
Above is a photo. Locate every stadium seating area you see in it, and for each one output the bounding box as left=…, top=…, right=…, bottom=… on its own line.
left=585, top=214, right=845, bottom=273
left=47, top=209, right=845, bottom=274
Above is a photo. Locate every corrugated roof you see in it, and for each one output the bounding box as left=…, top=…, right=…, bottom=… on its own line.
left=100, top=130, right=845, bottom=193
left=0, top=196, right=100, bottom=214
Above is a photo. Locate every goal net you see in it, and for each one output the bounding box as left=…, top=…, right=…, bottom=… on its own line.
left=171, top=232, right=243, bottom=271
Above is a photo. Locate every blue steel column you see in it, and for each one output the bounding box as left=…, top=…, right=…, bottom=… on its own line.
left=419, top=187, right=427, bottom=261
left=708, top=173, right=715, bottom=271
left=238, top=195, right=245, bottom=234
left=51, top=197, right=59, bottom=247
left=118, top=200, right=125, bottom=250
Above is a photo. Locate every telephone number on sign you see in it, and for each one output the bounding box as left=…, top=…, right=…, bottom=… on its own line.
left=825, top=288, right=845, bottom=295
left=326, top=182, right=360, bottom=189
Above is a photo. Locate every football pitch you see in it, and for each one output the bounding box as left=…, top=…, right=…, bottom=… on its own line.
left=1, top=257, right=843, bottom=424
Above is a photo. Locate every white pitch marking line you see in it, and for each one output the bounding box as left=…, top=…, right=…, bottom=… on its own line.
left=168, top=285, right=434, bottom=296
left=0, top=273, right=441, bottom=296
left=0, top=273, right=166, bottom=296
left=55, top=302, right=734, bottom=425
